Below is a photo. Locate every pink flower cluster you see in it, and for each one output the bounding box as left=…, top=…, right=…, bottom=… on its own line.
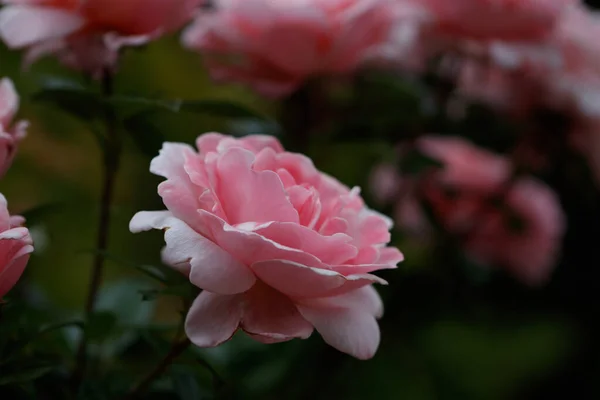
left=371, top=136, right=566, bottom=285
left=0, top=78, right=32, bottom=299
left=0, top=0, right=203, bottom=74
left=131, top=133, right=403, bottom=359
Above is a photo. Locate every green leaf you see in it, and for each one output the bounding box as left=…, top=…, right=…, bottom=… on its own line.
left=108, top=96, right=182, bottom=114
left=139, top=283, right=196, bottom=302
left=0, top=365, right=55, bottom=386
left=400, top=150, right=443, bottom=175
left=111, top=95, right=269, bottom=120
left=171, top=370, right=205, bottom=400
left=96, top=279, right=157, bottom=327
left=123, top=112, right=167, bottom=158
left=86, top=311, right=118, bottom=342
left=32, top=77, right=106, bottom=121
left=178, top=100, right=269, bottom=120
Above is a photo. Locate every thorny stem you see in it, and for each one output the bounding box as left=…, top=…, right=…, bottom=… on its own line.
left=72, top=68, right=122, bottom=392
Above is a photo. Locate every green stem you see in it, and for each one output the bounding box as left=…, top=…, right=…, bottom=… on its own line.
left=72, top=68, right=122, bottom=392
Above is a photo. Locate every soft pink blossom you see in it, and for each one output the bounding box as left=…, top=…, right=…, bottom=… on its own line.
left=418, top=0, right=576, bottom=41
left=130, top=133, right=403, bottom=359
left=0, top=194, right=34, bottom=298
left=0, top=0, right=202, bottom=74
left=0, top=78, right=27, bottom=179
left=182, top=0, right=396, bottom=97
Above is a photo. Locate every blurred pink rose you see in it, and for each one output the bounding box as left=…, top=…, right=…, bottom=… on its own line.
left=0, top=78, right=27, bottom=179
left=370, top=136, right=565, bottom=285
left=131, top=133, right=403, bottom=359
left=182, top=0, right=395, bottom=97
left=0, top=194, right=34, bottom=298
left=418, top=135, right=511, bottom=192
left=463, top=178, right=566, bottom=285
left=0, top=0, right=202, bottom=74
left=419, top=0, right=576, bottom=41
left=418, top=136, right=566, bottom=285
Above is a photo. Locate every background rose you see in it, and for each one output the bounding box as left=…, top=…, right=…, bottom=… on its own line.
left=0, top=193, right=34, bottom=299
left=369, top=136, right=566, bottom=285
left=0, top=0, right=202, bottom=73
left=131, top=133, right=403, bottom=359
left=0, top=78, right=27, bottom=179
left=182, top=0, right=395, bottom=97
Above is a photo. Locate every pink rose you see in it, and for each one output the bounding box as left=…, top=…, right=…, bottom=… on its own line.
left=0, top=0, right=202, bottom=74
left=463, top=178, right=566, bottom=285
left=419, top=0, right=576, bottom=41
left=0, top=78, right=27, bottom=179
left=417, top=136, right=566, bottom=285
left=130, top=133, right=403, bottom=359
left=0, top=194, right=34, bottom=299
left=182, top=0, right=395, bottom=97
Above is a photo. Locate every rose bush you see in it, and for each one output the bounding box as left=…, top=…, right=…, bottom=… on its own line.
left=130, top=133, right=403, bottom=359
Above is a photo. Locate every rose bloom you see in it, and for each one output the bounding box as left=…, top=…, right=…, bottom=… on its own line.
left=0, top=194, right=34, bottom=298
left=370, top=136, right=565, bottom=285
left=182, top=0, right=396, bottom=97
left=0, top=78, right=28, bottom=179
left=419, top=136, right=566, bottom=285
left=0, top=0, right=202, bottom=74
left=130, top=133, right=403, bottom=359
left=417, top=0, right=576, bottom=41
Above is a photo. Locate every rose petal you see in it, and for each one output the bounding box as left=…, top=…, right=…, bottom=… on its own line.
left=251, top=221, right=357, bottom=265
left=0, top=6, right=84, bottom=48
left=185, top=291, right=243, bottom=347
left=215, top=147, right=299, bottom=225
left=130, top=211, right=256, bottom=294
left=197, top=210, right=329, bottom=269
left=251, top=259, right=346, bottom=298
left=241, top=282, right=313, bottom=343
left=297, top=290, right=381, bottom=360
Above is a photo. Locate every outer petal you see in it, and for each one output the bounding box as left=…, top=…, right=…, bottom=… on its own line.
left=130, top=211, right=256, bottom=294
left=185, top=291, right=243, bottom=347
left=297, top=288, right=382, bottom=360
left=151, top=143, right=207, bottom=227
left=214, top=147, right=298, bottom=225
left=0, top=6, right=84, bottom=48
left=241, top=282, right=313, bottom=343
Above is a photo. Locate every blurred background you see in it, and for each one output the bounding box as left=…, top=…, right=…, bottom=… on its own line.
left=2, top=2, right=600, bottom=399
